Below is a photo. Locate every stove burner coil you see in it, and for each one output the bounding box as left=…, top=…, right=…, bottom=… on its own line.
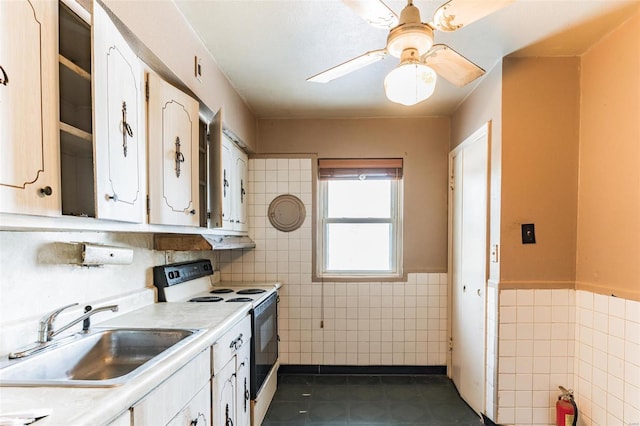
left=210, top=289, right=234, bottom=294
left=188, top=296, right=224, bottom=302
left=226, top=297, right=254, bottom=303
left=236, top=289, right=267, bottom=295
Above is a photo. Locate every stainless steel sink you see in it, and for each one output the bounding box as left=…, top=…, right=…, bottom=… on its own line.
left=0, top=328, right=204, bottom=387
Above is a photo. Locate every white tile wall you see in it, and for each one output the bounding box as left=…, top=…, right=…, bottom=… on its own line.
left=574, top=291, right=640, bottom=426
left=220, top=158, right=449, bottom=366
left=497, top=289, right=575, bottom=425
left=495, top=288, right=640, bottom=426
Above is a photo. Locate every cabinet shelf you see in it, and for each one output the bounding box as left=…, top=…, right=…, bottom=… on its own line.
left=59, top=54, right=91, bottom=81
left=60, top=121, right=92, bottom=143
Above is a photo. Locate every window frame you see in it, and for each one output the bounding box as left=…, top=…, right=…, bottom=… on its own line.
left=316, top=161, right=403, bottom=280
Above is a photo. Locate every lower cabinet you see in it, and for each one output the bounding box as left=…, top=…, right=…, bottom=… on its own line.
left=130, top=348, right=210, bottom=425
left=167, top=381, right=211, bottom=426
left=235, top=344, right=251, bottom=426
left=212, top=316, right=251, bottom=426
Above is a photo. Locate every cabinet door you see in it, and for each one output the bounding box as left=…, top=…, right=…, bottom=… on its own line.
left=92, top=2, right=146, bottom=223
left=220, top=136, right=233, bottom=230
left=233, top=147, right=248, bottom=232
left=132, top=349, right=210, bottom=425
left=0, top=0, right=60, bottom=216
left=235, top=345, right=251, bottom=426
left=213, top=358, right=236, bottom=426
left=147, top=72, right=200, bottom=226
left=167, top=381, right=211, bottom=426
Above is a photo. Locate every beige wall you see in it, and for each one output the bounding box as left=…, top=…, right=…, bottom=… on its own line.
left=576, top=9, right=640, bottom=300
left=256, top=117, right=450, bottom=273
left=451, top=63, right=503, bottom=284
left=103, top=0, right=256, bottom=150
left=500, top=57, right=581, bottom=285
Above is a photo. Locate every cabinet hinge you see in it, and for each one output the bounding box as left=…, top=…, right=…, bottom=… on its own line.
left=146, top=195, right=150, bottom=215
left=207, top=211, right=211, bottom=219
left=145, top=80, right=149, bottom=101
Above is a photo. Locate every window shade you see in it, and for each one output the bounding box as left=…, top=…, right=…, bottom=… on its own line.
left=318, top=159, right=403, bottom=180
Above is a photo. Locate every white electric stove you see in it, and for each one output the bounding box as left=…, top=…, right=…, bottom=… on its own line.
left=152, top=259, right=279, bottom=426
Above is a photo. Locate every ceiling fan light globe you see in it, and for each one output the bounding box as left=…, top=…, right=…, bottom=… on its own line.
left=384, top=62, right=436, bottom=106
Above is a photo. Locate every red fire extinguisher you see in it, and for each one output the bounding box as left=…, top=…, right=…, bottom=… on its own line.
left=556, top=385, right=578, bottom=426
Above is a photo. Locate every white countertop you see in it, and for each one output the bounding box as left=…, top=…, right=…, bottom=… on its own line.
left=0, top=301, right=255, bottom=425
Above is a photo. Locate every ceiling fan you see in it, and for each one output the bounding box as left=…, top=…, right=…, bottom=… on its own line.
left=307, top=0, right=514, bottom=105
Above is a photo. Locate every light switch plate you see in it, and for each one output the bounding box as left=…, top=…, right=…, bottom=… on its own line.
left=522, top=223, right=536, bottom=244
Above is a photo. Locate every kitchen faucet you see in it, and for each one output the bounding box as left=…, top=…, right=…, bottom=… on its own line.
left=38, top=303, right=119, bottom=342
left=8, top=303, right=119, bottom=359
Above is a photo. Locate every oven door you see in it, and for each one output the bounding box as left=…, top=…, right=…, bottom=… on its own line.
left=250, top=292, right=278, bottom=399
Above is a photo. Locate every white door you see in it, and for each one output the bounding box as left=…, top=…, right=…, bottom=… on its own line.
left=147, top=72, right=199, bottom=226
left=93, top=2, right=146, bottom=222
left=450, top=124, right=489, bottom=415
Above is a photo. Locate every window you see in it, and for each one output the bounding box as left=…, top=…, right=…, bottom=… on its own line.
left=317, top=159, right=403, bottom=279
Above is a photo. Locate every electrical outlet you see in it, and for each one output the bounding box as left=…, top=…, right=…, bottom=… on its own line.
left=521, top=223, right=536, bottom=244
left=194, top=56, right=202, bottom=81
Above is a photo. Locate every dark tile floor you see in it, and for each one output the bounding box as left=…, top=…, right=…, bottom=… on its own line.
left=262, top=374, right=483, bottom=426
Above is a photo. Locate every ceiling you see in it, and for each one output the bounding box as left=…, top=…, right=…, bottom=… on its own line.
left=174, top=0, right=638, bottom=119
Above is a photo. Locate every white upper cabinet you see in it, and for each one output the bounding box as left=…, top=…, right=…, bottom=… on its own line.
left=232, top=142, right=248, bottom=232
left=92, top=2, right=146, bottom=223
left=220, top=134, right=249, bottom=233
left=0, top=1, right=60, bottom=216
left=147, top=72, right=199, bottom=226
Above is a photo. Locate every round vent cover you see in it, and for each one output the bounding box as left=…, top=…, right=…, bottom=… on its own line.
left=268, top=194, right=306, bottom=232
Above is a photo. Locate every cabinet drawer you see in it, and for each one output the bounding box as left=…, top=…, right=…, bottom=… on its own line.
left=132, top=348, right=210, bottom=425
left=212, top=315, right=251, bottom=374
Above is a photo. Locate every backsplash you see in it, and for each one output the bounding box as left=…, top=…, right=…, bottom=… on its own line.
left=220, top=158, right=449, bottom=366
left=0, top=231, right=214, bottom=354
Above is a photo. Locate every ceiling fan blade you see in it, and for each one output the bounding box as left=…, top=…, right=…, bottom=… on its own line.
left=342, top=0, right=398, bottom=29
left=422, top=44, right=485, bottom=87
left=431, top=0, right=514, bottom=32
left=307, top=49, right=388, bottom=83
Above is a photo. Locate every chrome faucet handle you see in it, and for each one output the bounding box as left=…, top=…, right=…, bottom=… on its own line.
left=38, top=303, right=79, bottom=342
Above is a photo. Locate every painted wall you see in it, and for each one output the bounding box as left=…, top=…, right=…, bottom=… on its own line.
left=102, top=0, right=256, bottom=150
left=256, top=117, right=450, bottom=273
left=576, top=9, right=640, bottom=301
left=501, top=57, right=581, bottom=286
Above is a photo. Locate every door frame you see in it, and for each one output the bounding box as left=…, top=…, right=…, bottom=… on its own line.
left=446, top=122, right=491, bottom=415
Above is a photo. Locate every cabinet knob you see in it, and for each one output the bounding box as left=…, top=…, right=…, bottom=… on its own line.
left=39, top=186, right=53, bottom=197
left=106, top=193, right=118, bottom=202
left=189, top=209, right=196, bottom=215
